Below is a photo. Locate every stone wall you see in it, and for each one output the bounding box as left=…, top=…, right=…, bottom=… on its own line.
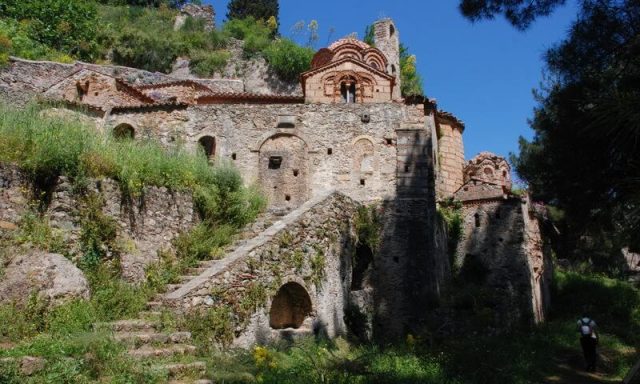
left=175, top=4, right=215, bottom=31
left=303, top=61, right=394, bottom=104
left=0, top=165, right=195, bottom=282
left=108, top=102, right=423, bottom=208
left=455, top=196, right=550, bottom=328
left=164, top=191, right=360, bottom=347
left=373, top=19, right=401, bottom=100
left=436, top=122, right=465, bottom=198
left=0, top=164, right=28, bottom=226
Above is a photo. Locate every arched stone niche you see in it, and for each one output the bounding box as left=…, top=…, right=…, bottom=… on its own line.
left=113, top=123, right=135, bottom=140
left=352, top=137, right=375, bottom=187
left=259, top=134, right=309, bottom=208
left=269, top=282, right=313, bottom=329
left=197, top=135, right=216, bottom=161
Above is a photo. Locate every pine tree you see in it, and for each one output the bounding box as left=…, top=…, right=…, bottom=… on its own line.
left=226, top=0, right=279, bottom=28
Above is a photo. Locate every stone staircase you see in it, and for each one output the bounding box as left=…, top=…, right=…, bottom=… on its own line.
left=94, top=312, right=210, bottom=383
left=92, top=211, right=281, bottom=383
left=163, top=210, right=278, bottom=297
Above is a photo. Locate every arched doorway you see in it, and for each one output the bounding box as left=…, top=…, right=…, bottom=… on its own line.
left=198, top=136, right=216, bottom=162
left=113, top=123, right=135, bottom=140
left=269, top=282, right=312, bottom=329
left=259, top=134, right=309, bottom=208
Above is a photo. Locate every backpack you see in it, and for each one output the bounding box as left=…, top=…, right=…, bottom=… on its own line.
left=580, top=318, right=593, bottom=336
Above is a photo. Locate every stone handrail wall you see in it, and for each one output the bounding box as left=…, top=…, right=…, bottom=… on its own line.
left=164, top=190, right=360, bottom=345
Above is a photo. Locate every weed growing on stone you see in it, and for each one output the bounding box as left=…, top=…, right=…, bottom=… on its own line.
left=353, top=204, right=382, bottom=252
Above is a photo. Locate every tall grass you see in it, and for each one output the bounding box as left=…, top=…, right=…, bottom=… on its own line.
left=0, top=103, right=265, bottom=225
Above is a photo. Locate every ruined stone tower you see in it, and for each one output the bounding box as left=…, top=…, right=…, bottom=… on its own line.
left=373, top=19, right=401, bottom=100
left=435, top=111, right=465, bottom=198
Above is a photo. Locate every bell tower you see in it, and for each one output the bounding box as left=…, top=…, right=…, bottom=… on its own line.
left=373, top=18, right=401, bottom=100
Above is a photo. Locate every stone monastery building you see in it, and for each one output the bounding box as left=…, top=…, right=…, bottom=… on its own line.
left=0, top=17, right=550, bottom=344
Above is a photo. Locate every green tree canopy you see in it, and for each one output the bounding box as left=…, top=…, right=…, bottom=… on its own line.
left=226, top=0, right=279, bottom=31
left=459, top=0, right=567, bottom=29
left=96, top=0, right=193, bottom=8
left=460, top=0, right=640, bottom=259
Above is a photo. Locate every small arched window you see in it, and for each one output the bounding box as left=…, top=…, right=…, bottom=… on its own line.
left=474, top=212, right=481, bottom=227
left=113, top=123, right=135, bottom=140
left=391, top=64, right=397, bottom=75
left=341, top=80, right=357, bottom=103
left=389, top=24, right=395, bottom=37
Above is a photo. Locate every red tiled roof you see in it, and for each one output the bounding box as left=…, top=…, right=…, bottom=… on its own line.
left=328, top=38, right=371, bottom=51
left=196, top=92, right=304, bottom=104
left=134, top=80, right=214, bottom=93
left=110, top=101, right=190, bottom=113
left=300, top=57, right=395, bottom=81
left=114, top=79, right=156, bottom=104
left=436, top=110, right=465, bottom=131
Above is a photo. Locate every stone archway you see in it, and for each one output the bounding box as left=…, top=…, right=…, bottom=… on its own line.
left=113, top=123, right=135, bottom=140
left=269, top=282, right=313, bottom=329
left=259, top=134, right=309, bottom=208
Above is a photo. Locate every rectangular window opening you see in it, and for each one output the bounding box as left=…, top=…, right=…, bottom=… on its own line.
left=268, top=156, right=282, bottom=169
left=231, top=153, right=237, bottom=160
left=327, top=148, right=333, bottom=155
left=360, top=179, right=366, bottom=186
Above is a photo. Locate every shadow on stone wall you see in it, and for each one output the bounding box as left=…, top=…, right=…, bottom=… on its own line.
left=366, top=127, right=451, bottom=343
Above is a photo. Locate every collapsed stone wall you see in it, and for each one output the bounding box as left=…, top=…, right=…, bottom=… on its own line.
left=0, top=164, right=195, bottom=282
left=164, top=192, right=359, bottom=347
left=455, top=197, right=550, bottom=328
left=0, top=58, right=242, bottom=108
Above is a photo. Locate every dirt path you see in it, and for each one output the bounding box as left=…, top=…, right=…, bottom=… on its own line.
left=543, top=346, right=626, bottom=383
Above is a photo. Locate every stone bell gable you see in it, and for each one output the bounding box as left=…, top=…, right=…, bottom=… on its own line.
left=301, top=38, right=396, bottom=103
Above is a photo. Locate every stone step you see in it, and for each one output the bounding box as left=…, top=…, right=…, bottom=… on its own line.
left=197, top=259, right=217, bottom=268
left=186, top=267, right=208, bottom=275
left=166, top=284, right=182, bottom=292
left=114, top=331, right=191, bottom=345
left=94, top=319, right=159, bottom=332
left=127, top=344, right=197, bottom=359
left=178, top=275, right=199, bottom=283
left=138, top=311, right=162, bottom=318
left=146, top=301, right=164, bottom=310
left=154, top=361, right=206, bottom=377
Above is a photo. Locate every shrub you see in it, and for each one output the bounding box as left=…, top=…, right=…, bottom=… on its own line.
left=223, top=17, right=273, bottom=58
left=111, top=27, right=183, bottom=73
left=263, top=39, right=313, bottom=81
left=1, top=0, right=99, bottom=61
left=190, top=50, right=231, bottom=77
left=174, top=222, right=235, bottom=261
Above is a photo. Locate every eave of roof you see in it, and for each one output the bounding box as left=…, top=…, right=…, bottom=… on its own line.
left=110, top=101, right=190, bottom=113
left=134, top=80, right=214, bottom=93
left=196, top=92, right=304, bottom=105
left=436, top=110, right=465, bottom=131
left=300, top=57, right=395, bottom=81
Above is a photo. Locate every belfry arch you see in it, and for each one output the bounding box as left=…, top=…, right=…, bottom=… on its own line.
left=259, top=133, right=309, bottom=208
left=269, top=282, right=313, bottom=329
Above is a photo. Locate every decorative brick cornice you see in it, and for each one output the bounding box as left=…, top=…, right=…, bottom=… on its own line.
left=196, top=92, right=304, bottom=105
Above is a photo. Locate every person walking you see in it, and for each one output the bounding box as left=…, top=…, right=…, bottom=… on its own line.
left=577, top=314, right=598, bottom=372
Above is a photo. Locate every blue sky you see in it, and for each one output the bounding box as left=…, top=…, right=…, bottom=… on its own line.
left=204, top=0, right=577, bottom=162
